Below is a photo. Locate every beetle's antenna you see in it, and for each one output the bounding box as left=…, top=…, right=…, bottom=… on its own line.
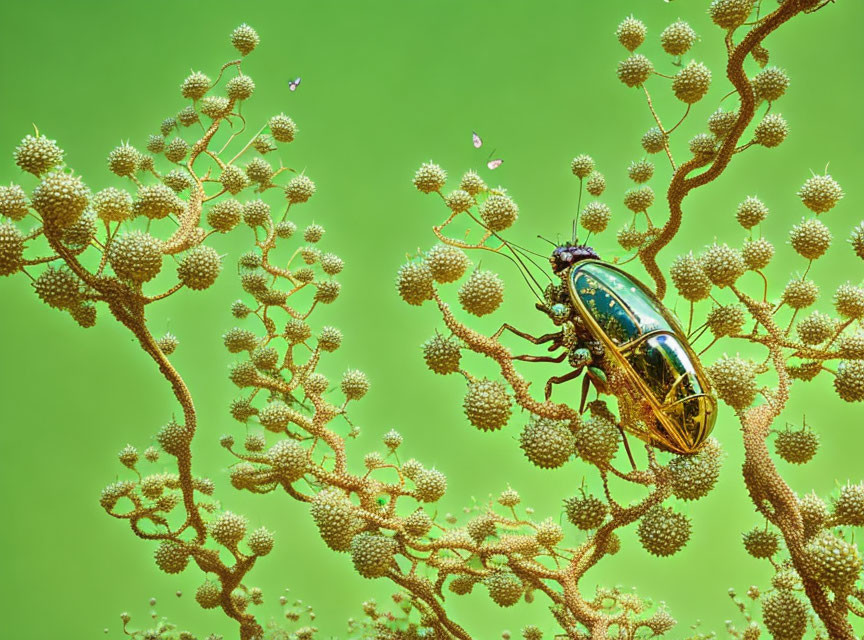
left=537, top=235, right=556, bottom=247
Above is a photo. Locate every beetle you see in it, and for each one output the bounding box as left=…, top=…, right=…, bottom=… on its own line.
left=497, top=243, right=717, bottom=455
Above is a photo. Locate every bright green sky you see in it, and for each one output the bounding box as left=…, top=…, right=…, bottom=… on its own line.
left=0, top=1, right=862, bottom=638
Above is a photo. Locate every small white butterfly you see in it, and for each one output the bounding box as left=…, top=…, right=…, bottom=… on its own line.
left=487, top=158, right=503, bottom=170
left=472, top=131, right=482, bottom=149
left=289, top=77, right=301, bottom=92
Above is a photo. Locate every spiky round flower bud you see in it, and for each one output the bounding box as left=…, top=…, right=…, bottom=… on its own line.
left=564, top=494, right=608, bottom=530
left=163, top=168, right=192, bottom=193
left=579, top=202, right=611, bottom=234
left=709, top=0, right=755, bottom=29
left=251, top=344, right=279, bottom=371
left=451, top=172, right=485, bottom=199
left=833, top=283, right=864, bottom=319
left=439, top=190, right=473, bottom=216
left=672, top=61, right=711, bottom=104
left=413, top=162, right=447, bottom=193
left=91, top=187, right=131, bottom=223
left=134, top=184, right=182, bottom=220
left=157, top=333, right=179, bottom=355
left=31, top=171, right=89, bottom=228
left=498, top=487, right=521, bottom=508
left=771, top=569, right=800, bottom=592
left=464, top=379, right=511, bottom=432
left=164, top=137, right=189, bottom=163
left=617, top=226, right=644, bottom=251
left=210, top=511, right=248, bottom=548
left=241, top=199, right=270, bottom=228
left=160, top=117, right=177, bottom=136
left=252, top=133, right=276, bottom=154
left=200, top=96, right=232, bottom=120
left=775, top=426, right=818, bottom=464
left=627, top=159, right=654, bottom=184
left=798, top=174, right=843, bottom=214
left=795, top=310, right=835, bottom=345
left=521, top=626, right=543, bottom=640
left=223, top=327, right=258, bottom=354
left=349, top=532, right=396, bottom=579
left=244, top=157, right=272, bottom=185
left=480, top=193, right=519, bottom=231
left=414, top=468, right=447, bottom=503
left=154, top=541, right=189, bottom=574
left=781, top=278, right=819, bottom=310
left=402, top=508, right=432, bottom=538
left=285, top=174, right=315, bottom=204
left=645, top=609, right=677, bottom=636
left=117, top=444, right=139, bottom=469
left=424, top=244, right=469, bottom=284
left=195, top=581, right=221, bottom=609
left=231, top=24, right=259, bottom=56
left=753, top=67, right=789, bottom=103
left=807, top=532, right=862, bottom=593
left=670, top=253, right=711, bottom=301
left=458, top=269, right=504, bottom=316
left=574, top=415, right=619, bottom=465
left=708, top=355, right=758, bottom=410
left=536, top=518, right=564, bottom=548
left=701, top=243, right=745, bottom=288
left=178, top=245, right=221, bottom=291
left=321, top=253, right=344, bottom=275
left=570, top=154, right=595, bottom=178
left=267, top=440, right=308, bottom=481
left=0, top=184, right=29, bottom=221
left=157, top=419, right=192, bottom=456
left=207, top=199, right=242, bottom=232
left=107, top=143, right=139, bottom=177
left=689, top=133, right=718, bottom=159
left=341, top=369, right=369, bottom=401
left=707, top=305, right=746, bottom=338
left=668, top=438, right=723, bottom=500
left=798, top=492, right=828, bottom=540
left=181, top=71, right=211, bottom=100
left=617, top=54, right=653, bottom=88
left=835, top=360, right=864, bottom=402
left=708, top=109, right=739, bottom=139
left=70, top=301, right=96, bottom=328
left=256, top=401, right=292, bottom=432
left=586, top=172, right=606, bottom=196
left=641, top=127, right=667, bottom=154
left=226, top=74, right=255, bottom=101
left=840, top=331, right=864, bottom=359
left=661, top=20, right=696, bottom=56
left=623, top=185, right=654, bottom=212
left=466, top=513, right=496, bottom=544
left=637, top=505, right=691, bottom=557
left=396, top=260, right=434, bottom=306
left=314, top=279, right=341, bottom=304
left=0, top=222, right=24, bottom=277
left=754, top=113, right=788, bottom=148
left=519, top=416, right=573, bottom=469
left=422, top=333, right=461, bottom=374
left=832, top=483, right=864, bottom=527
left=616, top=17, right=646, bottom=51
left=762, top=591, right=806, bottom=640
left=220, top=165, right=249, bottom=195
left=107, top=231, right=163, bottom=283
left=14, top=134, right=63, bottom=176
left=742, top=237, right=775, bottom=270
left=742, top=527, right=779, bottom=559
left=484, top=570, right=523, bottom=608
left=268, top=114, right=297, bottom=144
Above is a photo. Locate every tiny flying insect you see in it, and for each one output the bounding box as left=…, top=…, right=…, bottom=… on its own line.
left=471, top=131, right=503, bottom=169
left=289, top=77, right=301, bottom=92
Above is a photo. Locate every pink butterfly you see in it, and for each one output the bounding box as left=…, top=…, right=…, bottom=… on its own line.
left=472, top=131, right=482, bottom=149
left=289, top=77, right=301, bottom=92
left=487, top=158, right=503, bottom=170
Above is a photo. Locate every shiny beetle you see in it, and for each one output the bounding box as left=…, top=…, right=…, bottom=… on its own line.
left=499, top=243, right=717, bottom=455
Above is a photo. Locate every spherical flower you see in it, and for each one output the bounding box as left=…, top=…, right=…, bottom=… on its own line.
left=0, top=222, right=24, bottom=277
left=623, top=185, right=654, bottom=212
left=441, top=189, right=472, bottom=215
left=851, top=223, right=864, bottom=260
left=220, top=165, right=249, bottom=195
left=464, top=379, right=511, bottom=431
left=617, top=54, right=653, bottom=88
left=800, top=492, right=829, bottom=540
left=242, top=199, right=271, bottom=228
left=210, top=511, right=248, bottom=548
left=61, top=211, right=96, bottom=250
left=709, top=0, right=755, bottom=30
left=564, top=494, right=608, bottom=530
left=668, top=438, right=723, bottom=500
left=670, top=253, right=711, bottom=301
left=689, top=133, right=718, bottom=159
left=790, top=218, right=832, bottom=260
left=737, top=197, right=770, bottom=230
left=154, top=541, right=189, bottom=574
left=798, top=174, right=843, bottom=214
left=156, top=333, right=179, bottom=355
left=835, top=360, right=864, bottom=402
left=0, top=184, right=29, bottom=221
left=617, top=226, right=645, bottom=251
left=397, top=260, right=434, bottom=305
left=426, top=243, right=469, bottom=283
left=484, top=570, right=523, bottom=608
left=314, top=279, right=341, bottom=304
left=350, top=532, right=396, bottom=579
left=458, top=269, right=504, bottom=316
left=833, top=483, right=864, bottom=527
left=707, top=305, right=746, bottom=338
left=480, top=193, right=519, bottom=231
left=833, top=283, right=864, bottom=319
left=637, top=505, right=691, bottom=557
left=781, top=278, right=819, bottom=309
left=580, top=202, right=611, bottom=234
left=247, top=527, right=275, bottom=556
left=341, top=369, right=369, bottom=400
left=178, top=245, right=221, bottom=290
left=413, top=162, right=447, bottom=193
left=641, top=127, right=667, bottom=154
left=207, top=199, right=242, bottom=232
left=422, top=333, right=462, bottom=374
left=107, top=230, right=163, bottom=283
left=753, top=67, right=790, bottom=102
left=33, top=266, right=80, bottom=309
left=181, top=71, right=211, bottom=100
left=14, top=134, right=63, bottom=176
left=156, top=419, right=192, bottom=456
left=164, top=137, right=189, bottom=163
left=672, top=61, right=711, bottom=104
left=807, top=532, right=862, bottom=593
left=570, top=154, right=595, bottom=178
left=519, top=416, right=574, bottom=469
left=459, top=170, right=486, bottom=195
left=701, top=243, right=745, bottom=287
left=574, top=415, right=619, bottom=465
left=286, top=174, right=316, bottom=203
left=467, top=513, right=496, bottom=544
left=535, top=519, right=564, bottom=548
left=244, top=157, right=273, bottom=185
left=195, top=581, right=221, bottom=609
left=200, top=95, right=231, bottom=120
left=708, top=355, right=758, bottom=410
left=161, top=117, right=177, bottom=136
left=742, top=527, right=779, bottom=559
left=267, top=440, right=308, bottom=481
left=839, top=331, right=864, bottom=360
left=134, top=184, right=182, bottom=220
left=616, top=16, right=646, bottom=51
left=586, top=172, right=606, bottom=196
left=414, top=468, right=447, bottom=502
left=321, top=253, right=343, bottom=275
left=708, top=108, right=739, bottom=139
left=107, top=143, right=139, bottom=177
left=627, top=159, right=654, bottom=183
left=775, top=426, right=818, bottom=464
left=754, top=113, right=788, bottom=148
left=226, top=74, right=255, bottom=101
left=268, top=113, right=297, bottom=143
left=660, top=20, right=696, bottom=56
left=31, top=171, right=89, bottom=228
left=231, top=23, right=259, bottom=56
left=762, top=591, right=807, bottom=640
left=742, top=237, right=774, bottom=270
left=163, top=168, right=192, bottom=193
left=403, top=508, right=432, bottom=537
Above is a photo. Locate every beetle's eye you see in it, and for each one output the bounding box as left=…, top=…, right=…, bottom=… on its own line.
left=551, top=303, right=568, bottom=318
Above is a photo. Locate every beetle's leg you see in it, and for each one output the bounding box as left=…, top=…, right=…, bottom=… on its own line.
left=617, top=424, right=637, bottom=470
left=513, top=351, right=568, bottom=364
left=493, top=323, right=561, bottom=345
left=544, top=369, right=583, bottom=401
left=579, top=375, right=592, bottom=414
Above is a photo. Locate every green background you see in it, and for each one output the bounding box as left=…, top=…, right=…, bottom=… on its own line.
left=1, top=1, right=862, bottom=637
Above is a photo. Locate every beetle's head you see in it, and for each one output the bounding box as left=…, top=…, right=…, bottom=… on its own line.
left=550, top=244, right=600, bottom=274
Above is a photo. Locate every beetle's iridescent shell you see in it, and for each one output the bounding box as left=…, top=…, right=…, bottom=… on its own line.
left=567, top=260, right=717, bottom=454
